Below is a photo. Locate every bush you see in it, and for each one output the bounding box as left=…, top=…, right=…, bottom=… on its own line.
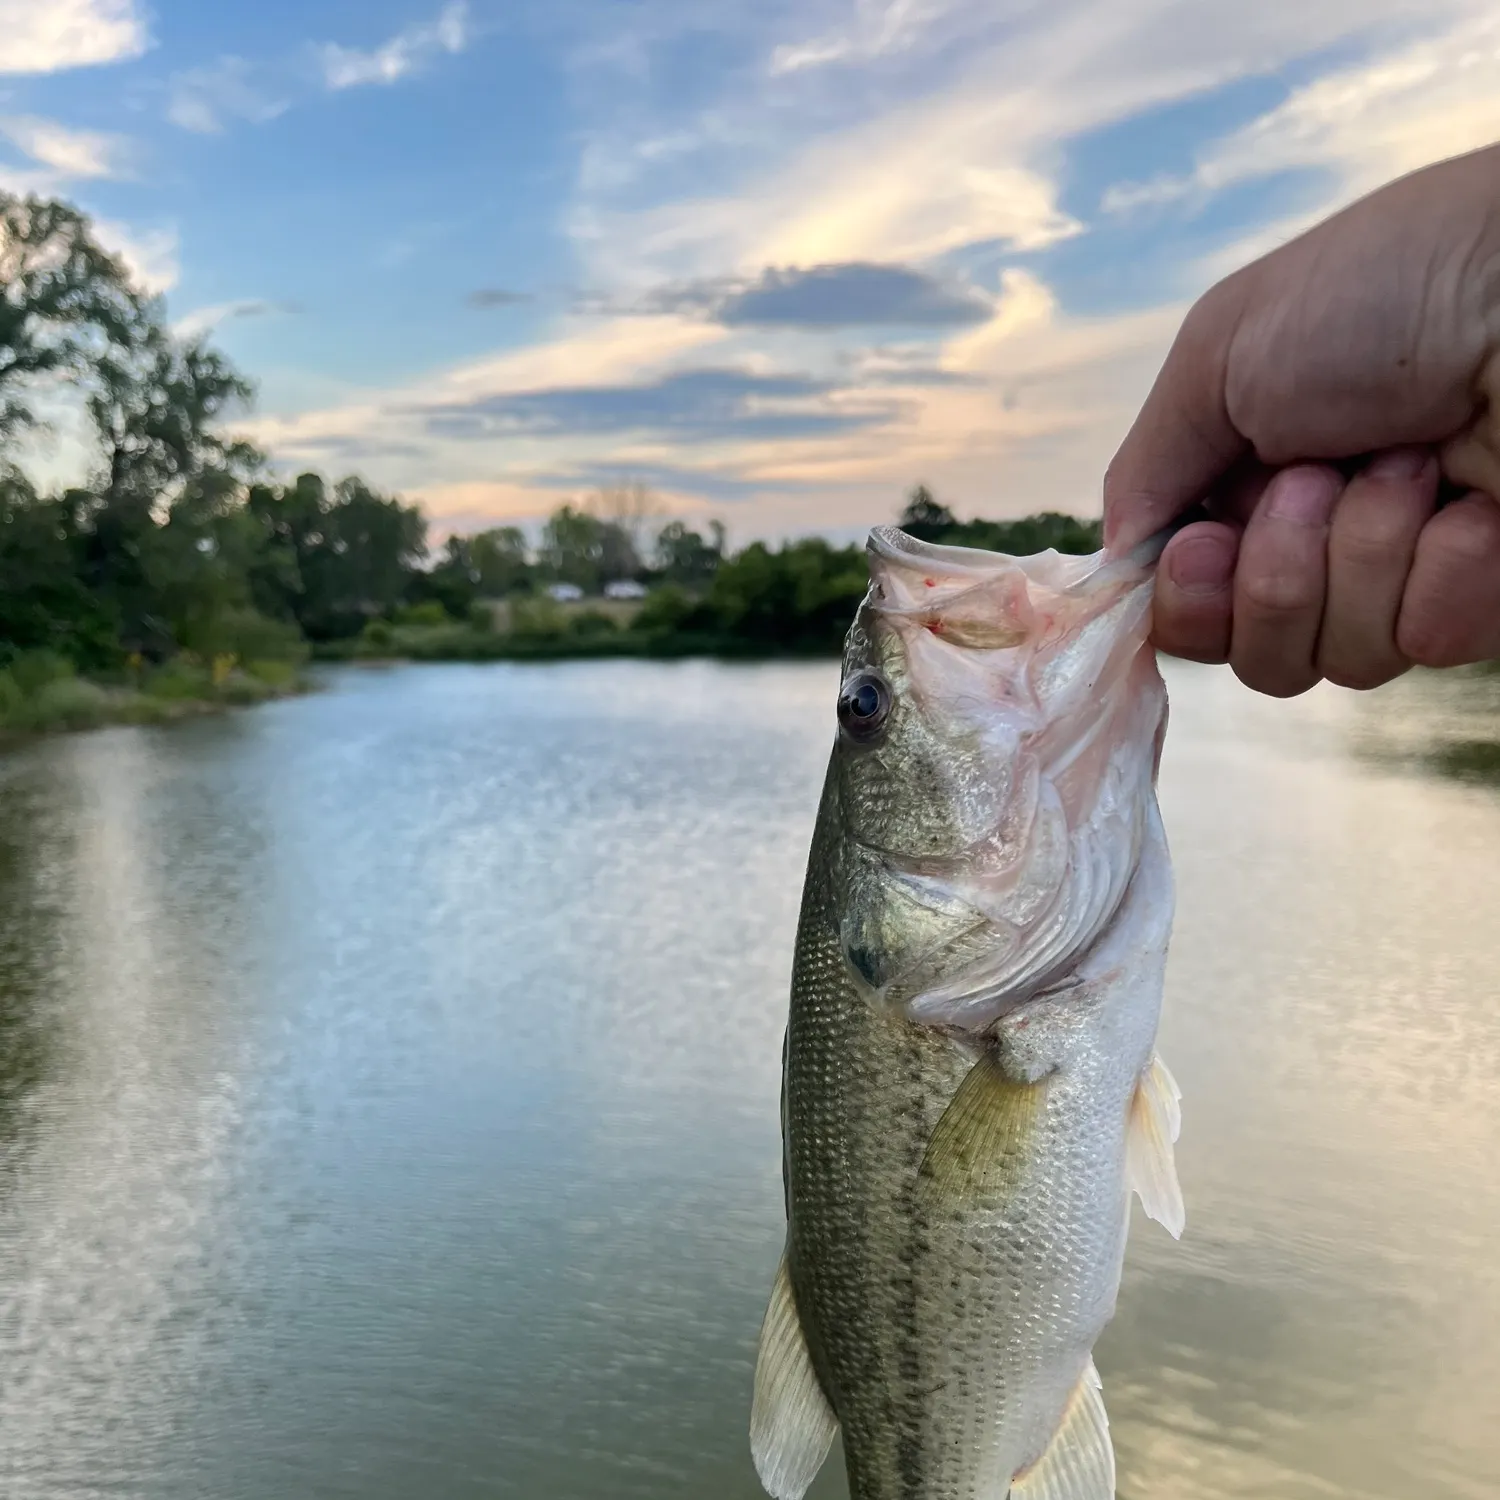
left=180, top=608, right=306, bottom=665
left=392, top=601, right=448, bottom=629
left=244, top=658, right=300, bottom=690
left=361, top=620, right=395, bottom=651
left=216, top=673, right=274, bottom=706
left=567, top=609, right=618, bottom=639
left=0, top=669, right=21, bottom=720
left=633, top=585, right=701, bottom=635
left=509, top=597, right=566, bottom=640
left=145, top=659, right=212, bottom=700
left=7, top=649, right=75, bottom=697
left=20, top=677, right=110, bottom=731
left=466, top=600, right=496, bottom=633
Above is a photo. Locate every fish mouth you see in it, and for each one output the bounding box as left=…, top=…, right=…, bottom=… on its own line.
left=866, top=522, right=1170, bottom=598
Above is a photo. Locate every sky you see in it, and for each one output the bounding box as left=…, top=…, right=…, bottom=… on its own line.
left=3, top=0, right=1500, bottom=544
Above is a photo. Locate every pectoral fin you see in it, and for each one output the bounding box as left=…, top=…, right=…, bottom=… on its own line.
left=919, top=1052, right=1047, bottom=1204
left=1010, top=1361, right=1115, bottom=1500
left=1126, top=1052, right=1184, bottom=1239
left=750, top=1255, right=838, bottom=1500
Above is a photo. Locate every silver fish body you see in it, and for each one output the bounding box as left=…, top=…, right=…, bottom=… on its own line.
left=751, top=529, right=1183, bottom=1500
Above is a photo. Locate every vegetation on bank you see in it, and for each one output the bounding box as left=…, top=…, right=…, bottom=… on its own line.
left=0, top=188, right=1104, bottom=727
left=320, top=494, right=1102, bottom=664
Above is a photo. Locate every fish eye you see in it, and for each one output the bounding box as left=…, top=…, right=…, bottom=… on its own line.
left=837, top=670, right=892, bottom=743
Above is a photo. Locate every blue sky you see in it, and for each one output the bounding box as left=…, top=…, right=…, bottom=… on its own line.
left=4, top=0, right=1500, bottom=541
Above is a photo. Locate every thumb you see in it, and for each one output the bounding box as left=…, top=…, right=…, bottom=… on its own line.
left=1104, top=282, right=1250, bottom=554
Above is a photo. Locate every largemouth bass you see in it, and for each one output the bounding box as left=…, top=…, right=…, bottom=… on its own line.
left=751, top=526, right=1183, bottom=1500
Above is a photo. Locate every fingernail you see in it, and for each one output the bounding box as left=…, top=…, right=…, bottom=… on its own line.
left=1367, top=447, right=1432, bottom=482
left=1168, top=535, right=1234, bottom=596
left=1266, top=468, right=1338, bottom=526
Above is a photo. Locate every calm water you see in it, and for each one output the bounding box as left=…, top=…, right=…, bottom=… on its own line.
left=1, top=659, right=1499, bottom=1500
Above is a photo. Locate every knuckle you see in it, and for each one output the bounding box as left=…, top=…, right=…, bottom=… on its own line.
left=1331, top=504, right=1421, bottom=571
left=1237, top=568, right=1321, bottom=617
left=1428, top=497, right=1500, bottom=563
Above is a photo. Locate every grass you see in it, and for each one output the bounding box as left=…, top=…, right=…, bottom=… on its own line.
left=0, top=650, right=311, bottom=744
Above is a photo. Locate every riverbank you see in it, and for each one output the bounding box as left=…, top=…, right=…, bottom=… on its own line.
left=0, top=656, right=312, bottom=744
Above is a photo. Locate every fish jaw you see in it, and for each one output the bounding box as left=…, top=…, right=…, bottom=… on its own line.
left=830, top=530, right=1167, bottom=1035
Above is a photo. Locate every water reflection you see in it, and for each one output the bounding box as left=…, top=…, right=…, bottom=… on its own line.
left=0, top=760, right=68, bottom=1162
left=1343, top=663, right=1500, bottom=784
left=0, top=662, right=1496, bottom=1499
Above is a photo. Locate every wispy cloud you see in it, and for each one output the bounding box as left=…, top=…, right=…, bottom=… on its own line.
left=0, top=0, right=147, bottom=75
left=1102, top=10, right=1500, bottom=216
left=172, top=299, right=300, bottom=341
left=317, top=1, right=469, bottom=91
left=769, top=0, right=957, bottom=76
left=92, top=219, right=179, bottom=295
left=168, top=57, right=289, bottom=135
left=0, top=115, right=131, bottom=180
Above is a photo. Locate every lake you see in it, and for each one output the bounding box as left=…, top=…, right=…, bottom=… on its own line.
left=1, top=658, right=1498, bottom=1499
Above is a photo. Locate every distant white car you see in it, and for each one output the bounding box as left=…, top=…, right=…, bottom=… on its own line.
left=603, top=580, right=648, bottom=600
left=545, top=583, right=585, bottom=602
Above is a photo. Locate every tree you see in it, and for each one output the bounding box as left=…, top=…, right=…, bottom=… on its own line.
left=0, top=193, right=139, bottom=438
left=81, top=317, right=258, bottom=653
left=654, top=518, right=725, bottom=585
left=0, top=470, right=117, bottom=668
left=898, top=484, right=957, bottom=540
left=539, top=504, right=640, bottom=592
left=587, top=480, right=658, bottom=564
left=470, top=525, right=532, bottom=596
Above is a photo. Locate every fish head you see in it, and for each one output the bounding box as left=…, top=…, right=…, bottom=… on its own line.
left=826, top=525, right=1167, bottom=1032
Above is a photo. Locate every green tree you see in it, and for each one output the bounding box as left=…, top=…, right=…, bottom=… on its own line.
left=470, top=525, right=532, bottom=596
left=705, top=538, right=868, bottom=653
left=0, top=471, right=117, bottom=668
left=242, top=472, right=426, bottom=640
left=654, top=518, right=725, bottom=585
left=539, top=504, right=640, bottom=593
left=0, top=193, right=139, bottom=438
left=898, top=484, right=957, bottom=540
left=81, top=319, right=258, bottom=653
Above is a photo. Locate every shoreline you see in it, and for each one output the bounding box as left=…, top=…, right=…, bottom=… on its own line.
left=0, top=672, right=316, bottom=748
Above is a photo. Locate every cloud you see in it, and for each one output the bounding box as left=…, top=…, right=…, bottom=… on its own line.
left=244, top=0, right=1500, bottom=543
left=317, top=1, right=469, bottom=90
left=0, top=0, right=146, bottom=75
left=580, top=262, right=996, bottom=328
left=0, top=115, right=130, bottom=179
left=717, top=263, right=993, bottom=328
left=417, top=367, right=890, bottom=444
left=171, top=300, right=300, bottom=341
left=168, top=57, right=288, bottom=134
left=769, top=0, right=958, bottom=76
left=1194, top=9, right=1500, bottom=199
left=92, top=219, right=179, bottom=295
left=1101, top=10, right=1500, bottom=220
left=466, top=288, right=532, bottom=309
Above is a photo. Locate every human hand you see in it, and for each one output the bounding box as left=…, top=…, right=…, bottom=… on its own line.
left=1104, top=144, right=1500, bottom=695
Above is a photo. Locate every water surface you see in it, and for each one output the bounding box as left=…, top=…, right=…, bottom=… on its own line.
left=1, top=659, right=1498, bottom=1499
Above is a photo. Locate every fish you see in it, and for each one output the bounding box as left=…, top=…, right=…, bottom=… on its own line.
left=750, top=525, right=1183, bottom=1500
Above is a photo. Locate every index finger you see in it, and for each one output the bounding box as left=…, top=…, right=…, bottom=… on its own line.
left=1104, top=278, right=1253, bottom=554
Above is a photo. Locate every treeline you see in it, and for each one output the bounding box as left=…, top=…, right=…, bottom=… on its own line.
left=0, top=188, right=1104, bottom=709
left=357, top=492, right=1100, bottom=663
